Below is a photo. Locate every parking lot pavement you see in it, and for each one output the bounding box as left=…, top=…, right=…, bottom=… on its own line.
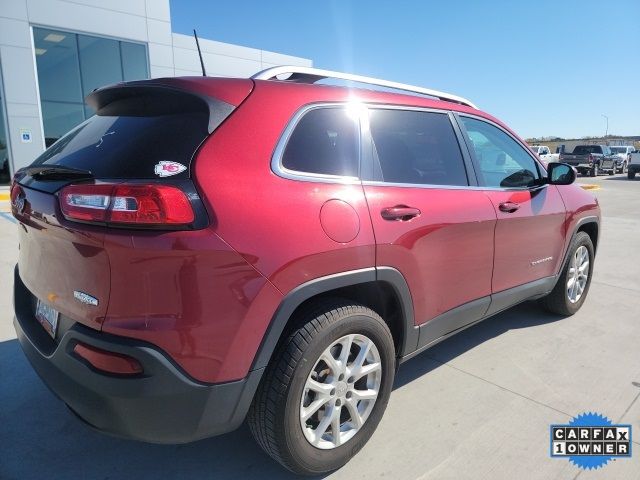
left=1, top=175, right=639, bottom=479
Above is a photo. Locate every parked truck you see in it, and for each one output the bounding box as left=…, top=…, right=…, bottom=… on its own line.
left=610, top=146, right=634, bottom=174
left=628, top=150, right=640, bottom=179
left=559, top=145, right=617, bottom=177
left=529, top=145, right=559, bottom=166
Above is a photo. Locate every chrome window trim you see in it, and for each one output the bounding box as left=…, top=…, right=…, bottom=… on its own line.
left=271, top=103, right=362, bottom=185
left=361, top=179, right=548, bottom=193
left=272, top=102, right=548, bottom=193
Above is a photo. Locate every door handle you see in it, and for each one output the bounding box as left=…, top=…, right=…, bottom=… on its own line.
left=381, top=206, right=421, bottom=221
left=498, top=201, right=520, bottom=213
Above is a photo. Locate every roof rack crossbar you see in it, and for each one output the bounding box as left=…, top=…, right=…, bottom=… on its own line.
left=251, top=66, right=478, bottom=109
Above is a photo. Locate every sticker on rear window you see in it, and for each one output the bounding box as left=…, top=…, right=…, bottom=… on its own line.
left=154, top=161, right=187, bottom=177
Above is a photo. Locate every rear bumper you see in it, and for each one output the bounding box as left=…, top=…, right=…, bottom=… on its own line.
left=13, top=266, right=263, bottom=444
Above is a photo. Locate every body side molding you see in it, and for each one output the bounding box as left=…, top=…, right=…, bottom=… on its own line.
left=401, top=275, right=557, bottom=364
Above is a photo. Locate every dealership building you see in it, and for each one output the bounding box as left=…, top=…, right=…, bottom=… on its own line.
left=0, top=0, right=312, bottom=184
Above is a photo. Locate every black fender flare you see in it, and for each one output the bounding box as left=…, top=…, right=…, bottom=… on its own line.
left=250, top=267, right=418, bottom=372
left=556, top=215, right=599, bottom=278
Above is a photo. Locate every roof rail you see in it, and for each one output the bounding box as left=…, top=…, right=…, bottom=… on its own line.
left=251, top=65, right=478, bottom=109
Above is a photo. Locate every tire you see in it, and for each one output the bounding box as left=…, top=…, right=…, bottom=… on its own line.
left=629, top=171, right=636, bottom=180
left=540, top=231, right=594, bottom=316
left=248, top=299, right=396, bottom=475
left=590, top=165, right=598, bottom=177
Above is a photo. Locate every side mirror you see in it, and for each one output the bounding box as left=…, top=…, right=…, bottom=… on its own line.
left=547, top=162, right=576, bottom=185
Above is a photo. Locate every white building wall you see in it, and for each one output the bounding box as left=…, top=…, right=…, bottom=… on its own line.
left=0, top=0, right=311, bottom=172
left=171, top=33, right=311, bottom=78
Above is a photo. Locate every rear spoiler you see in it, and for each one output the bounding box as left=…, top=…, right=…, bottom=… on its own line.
left=86, top=83, right=236, bottom=134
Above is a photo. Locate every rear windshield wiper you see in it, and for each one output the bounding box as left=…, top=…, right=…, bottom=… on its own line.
left=25, top=165, right=94, bottom=181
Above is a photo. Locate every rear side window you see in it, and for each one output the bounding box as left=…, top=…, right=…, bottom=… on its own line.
left=281, top=108, right=359, bottom=177
left=369, top=109, right=468, bottom=186
left=460, top=116, right=540, bottom=188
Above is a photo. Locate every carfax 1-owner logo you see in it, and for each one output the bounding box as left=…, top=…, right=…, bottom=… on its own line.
left=550, top=412, right=632, bottom=470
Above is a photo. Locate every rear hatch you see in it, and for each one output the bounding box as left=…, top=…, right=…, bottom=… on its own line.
left=12, top=78, right=253, bottom=332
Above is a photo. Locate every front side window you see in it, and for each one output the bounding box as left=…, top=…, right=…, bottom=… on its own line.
left=460, top=116, right=541, bottom=188
left=368, top=109, right=468, bottom=186
left=33, top=28, right=149, bottom=147
left=281, top=108, right=359, bottom=177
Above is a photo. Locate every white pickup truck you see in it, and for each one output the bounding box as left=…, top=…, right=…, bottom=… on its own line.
left=610, top=146, right=634, bottom=174
left=628, top=150, right=640, bottom=179
left=529, top=145, right=559, bottom=166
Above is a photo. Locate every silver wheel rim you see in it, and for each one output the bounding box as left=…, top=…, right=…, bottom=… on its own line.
left=567, top=245, right=589, bottom=303
left=300, top=334, right=382, bottom=449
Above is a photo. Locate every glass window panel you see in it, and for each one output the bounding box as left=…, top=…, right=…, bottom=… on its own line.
left=460, top=116, right=540, bottom=188
left=121, top=42, right=149, bottom=81
left=33, top=28, right=149, bottom=147
left=41, top=101, right=85, bottom=147
left=282, top=108, right=359, bottom=177
left=33, top=28, right=83, bottom=103
left=0, top=81, right=9, bottom=183
left=78, top=34, right=123, bottom=98
left=369, top=109, right=468, bottom=186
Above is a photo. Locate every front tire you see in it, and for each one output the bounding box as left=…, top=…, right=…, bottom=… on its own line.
left=248, top=299, right=395, bottom=475
left=629, top=171, right=636, bottom=180
left=540, top=231, right=594, bottom=316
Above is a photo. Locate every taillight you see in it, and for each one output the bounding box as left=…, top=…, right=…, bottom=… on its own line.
left=9, top=180, right=21, bottom=205
left=59, top=183, right=195, bottom=227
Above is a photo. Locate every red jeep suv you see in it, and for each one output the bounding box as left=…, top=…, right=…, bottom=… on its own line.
left=12, top=66, right=600, bottom=475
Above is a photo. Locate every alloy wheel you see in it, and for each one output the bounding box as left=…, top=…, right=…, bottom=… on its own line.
left=300, top=334, right=382, bottom=449
left=567, top=245, right=589, bottom=303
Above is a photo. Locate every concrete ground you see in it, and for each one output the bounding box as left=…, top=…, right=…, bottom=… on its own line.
left=1, top=175, right=639, bottom=479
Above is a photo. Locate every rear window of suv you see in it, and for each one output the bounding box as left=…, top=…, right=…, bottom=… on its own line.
left=32, top=112, right=209, bottom=179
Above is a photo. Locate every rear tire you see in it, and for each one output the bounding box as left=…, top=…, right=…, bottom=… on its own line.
left=247, top=299, right=395, bottom=475
left=540, top=231, right=594, bottom=316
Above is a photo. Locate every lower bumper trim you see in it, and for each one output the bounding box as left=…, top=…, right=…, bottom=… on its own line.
left=13, top=266, right=262, bottom=444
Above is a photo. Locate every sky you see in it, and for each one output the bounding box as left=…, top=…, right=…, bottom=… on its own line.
left=169, top=0, right=640, bottom=140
